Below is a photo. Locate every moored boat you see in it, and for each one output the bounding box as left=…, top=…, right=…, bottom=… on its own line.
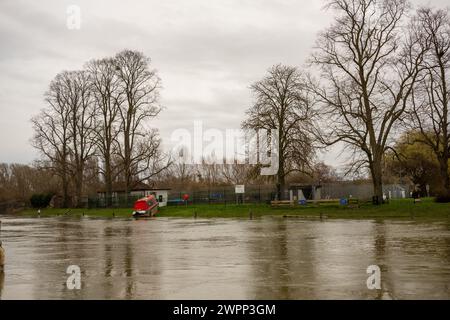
left=132, top=195, right=159, bottom=218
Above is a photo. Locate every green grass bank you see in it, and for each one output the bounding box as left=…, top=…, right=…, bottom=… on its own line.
left=14, top=198, right=450, bottom=219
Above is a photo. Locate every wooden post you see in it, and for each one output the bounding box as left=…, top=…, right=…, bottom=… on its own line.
left=194, top=211, right=197, bottom=219
left=249, top=210, right=253, bottom=220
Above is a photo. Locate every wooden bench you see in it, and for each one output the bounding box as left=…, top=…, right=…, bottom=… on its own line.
left=271, top=198, right=359, bottom=208
left=270, top=200, right=295, bottom=207
left=312, top=198, right=360, bottom=207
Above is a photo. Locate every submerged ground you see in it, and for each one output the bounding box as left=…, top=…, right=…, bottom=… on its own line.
left=2, top=199, right=450, bottom=299
left=0, top=215, right=449, bottom=299
left=16, top=198, right=450, bottom=219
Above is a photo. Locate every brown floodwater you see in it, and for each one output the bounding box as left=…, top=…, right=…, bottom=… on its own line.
left=0, top=216, right=449, bottom=299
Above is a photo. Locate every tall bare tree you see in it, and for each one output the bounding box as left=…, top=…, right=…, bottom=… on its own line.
left=31, top=73, right=72, bottom=207
left=114, top=50, right=169, bottom=200
left=409, top=7, right=450, bottom=196
left=64, top=70, right=97, bottom=207
left=87, top=58, right=123, bottom=206
left=243, top=64, right=315, bottom=199
left=310, top=0, right=425, bottom=203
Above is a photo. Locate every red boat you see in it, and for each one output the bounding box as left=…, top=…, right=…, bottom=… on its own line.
left=132, top=195, right=159, bottom=218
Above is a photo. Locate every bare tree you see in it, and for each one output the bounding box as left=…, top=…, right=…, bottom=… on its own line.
left=242, top=64, right=315, bottom=199
left=195, top=157, right=223, bottom=186
left=64, top=70, right=97, bottom=207
left=0, top=163, right=59, bottom=202
left=221, top=160, right=254, bottom=185
left=311, top=162, right=340, bottom=184
left=169, top=147, right=194, bottom=183
left=31, top=73, right=72, bottom=207
left=114, top=50, right=170, bottom=199
left=87, top=58, right=123, bottom=206
left=310, top=0, right=425, bottom=203
left=409, top=7, right=450, bottom=196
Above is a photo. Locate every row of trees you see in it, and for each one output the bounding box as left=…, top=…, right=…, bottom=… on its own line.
left=27, top=0, right=449, bottom=206
left=242, top=0, right=450, bottom=201
left=29, top=58, right=335, bottom=206
left=1, top=160, right=336, bottom=204
left=0, top=163, right=58, bottom=203
left=31, top=50, right=169, bottom=207
left=159, top=158, right=339, bottom=190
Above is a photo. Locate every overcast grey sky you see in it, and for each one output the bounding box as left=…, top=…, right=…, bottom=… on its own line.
left=0, top=0, right=447, bottom=168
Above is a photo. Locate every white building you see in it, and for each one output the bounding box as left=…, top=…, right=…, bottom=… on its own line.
left=97, top=182, right=170, bottom=207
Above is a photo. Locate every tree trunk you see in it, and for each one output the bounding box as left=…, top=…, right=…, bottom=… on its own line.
left=124, top=182, right=129, bottom=207
left=62, top=170, right=69, bottom=208
left=277, top=168, right=285, bottom=200
left=438, top=158, right=450, bottom=196
left=370, top=158, right=384, bottom=205
left=277, top=127, right=286, bottom=200
left=123, top=122, right=131, bottom=207
left=277, top=150, right=286, bottom=200
left=104, top=156, right=113, bottom=207
left=74, top=168, right=83, bottom=208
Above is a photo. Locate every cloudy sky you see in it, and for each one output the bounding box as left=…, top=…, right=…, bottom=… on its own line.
left=0, top=0, right=447, bottom=169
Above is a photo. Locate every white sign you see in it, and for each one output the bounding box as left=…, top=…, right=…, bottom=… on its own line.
left=235, top=185, right=245, bottom=194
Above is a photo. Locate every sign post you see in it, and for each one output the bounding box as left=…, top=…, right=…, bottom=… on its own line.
left=235, top=185, right=245, bottom=205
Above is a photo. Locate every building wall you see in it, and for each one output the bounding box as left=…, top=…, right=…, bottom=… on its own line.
left=320, top=183, right=409, bottom=200
left=143, top=190, right=168, bottom=207
left=97, top=189, right=170, bottom=207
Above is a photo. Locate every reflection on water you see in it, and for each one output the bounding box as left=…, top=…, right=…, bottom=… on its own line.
left=0, top=216, right=449, bottom=299
left=0, top=271, right=4, bottom=298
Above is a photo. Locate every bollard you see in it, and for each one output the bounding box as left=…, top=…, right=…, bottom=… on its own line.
left=249, top=210, right=253, bottom=220
left=194, top=211, right=197, bottom=219
left=320, top=212, right=323, bottom=220
left=112, top=212, right=115, bottom=218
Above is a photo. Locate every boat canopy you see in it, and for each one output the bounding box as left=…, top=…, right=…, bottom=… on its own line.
left=133, top=195, right=158, bottom=211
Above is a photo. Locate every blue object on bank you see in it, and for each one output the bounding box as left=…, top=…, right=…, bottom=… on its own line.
left=340, top=198, right=348, bottom=206
left=299, top=199, right=307, bottom=205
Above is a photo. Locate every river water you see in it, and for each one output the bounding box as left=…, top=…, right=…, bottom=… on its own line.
left=0, top=216, right=449, bottom=299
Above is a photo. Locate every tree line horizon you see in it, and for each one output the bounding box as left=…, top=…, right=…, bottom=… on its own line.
left=1, top=0, right=450, bottom=206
